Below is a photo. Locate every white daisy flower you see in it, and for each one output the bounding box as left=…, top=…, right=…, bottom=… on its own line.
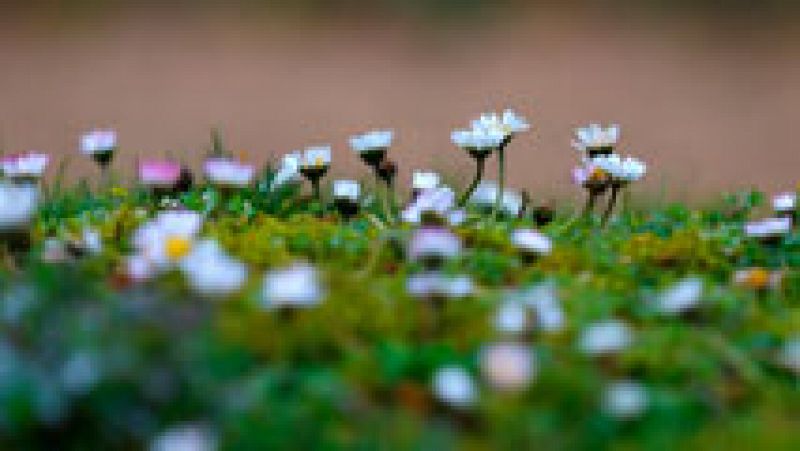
left=471, top=109, right=531, bottom=137
left=654, top=276, right=704, bottom=315
left=451, top=128, right=506, bottom=157
left=602, top=380, right=649, bottom=420
left=744, top=217, right=792, bottom=239
left=579, top=320, right=633, bottom=356
left=349, top=130, right=393, bottom=153
left=82, top=227, right=103, bottom=255
left=261, top=263, right=324, bottom=309
left=0, top=152, right=49, bottom=181
left=0, top=182, right=39, bottom=230
left=132, top=210, right=203, bottom=272
left=149, top=423, right=217, bottom=451
left=204, top=158, right=255, bottom=188
left=179, top=239, right=248, bottom=297
left=510, top=228, right=553, bottom=256
left=401, top=186, right=460, bottom=225
left=301, top=146, right=332, bottom=169
left=431, top=366, right=477, bottom=408
left=572, top=123, right=620, bottom=154
left=412, top=171, right=441, bottom=191
left=332, top=179, right=360, bottom=202
left=592, top=154, right=646, bottom=184
left=407, top=227, right=461, bottom=263
left=520, top=280, right=564, bottom=332
left=270, top=152, right=302, bottom=189
left=778, top=337, right=800, bottom=375
left=481, top=342, right=536, bottom=392
left=406, top=272, right=474, bottom=299
left=469, top=181, right=522, bottom=216
left=773, top=192, right=797, bottom=214
left=80, top=129, right=117, bottom=156
left=494, top=298, right=529, bottom=334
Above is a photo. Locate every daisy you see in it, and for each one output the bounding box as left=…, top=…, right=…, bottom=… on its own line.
left=0, top=181, right=39, bottom=231
left=480, top=342, right=536, bottom=392
left=406, top=272, right=474, bottom=300
left=592, top=154, right=647, bottom=185
left=204, top=158, right=256, bottom=188
left=510, top=228, right=553, bottom=258
left=80, top=129, right=117, bottom=167
left=332, top=179, right=361, bottom=219
left=350, top=130, right=393, bottom=168
left=602, top=380, right=649, bottom=420
left=653, top=276, right=704, bottom=315
left=431, top=366, right=477, bottom=408
left=0, top=152, right=49, bottom=181
left=139, top=160, right=182, bottom=188
left=131, top=210, right=203, bottom=274
left=270, top=152, right=302, bottom=189
left=469, top=181, right=523, bottom=217
left=412, top=171, right=441, bottom=192
left=578, top=320, right=633, bottom=356
left=261, top=263, right=324, bottom=309
left=179, top=239, right=248, bottom=297
left=407, top=227, right=461, bottom=267
left=772, top=192, right=797, bottom=215
left=572, top=123, right=620, bottom=157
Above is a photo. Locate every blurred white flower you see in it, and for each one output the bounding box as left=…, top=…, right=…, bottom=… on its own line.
left=481, top=342, right=536, bottom=392
left=0, top=182, right=39, bottom=230
left=42, top=238, right=68, bottom=263
left=572, top=161, right=609, bottom=189
left=412, top=171, right=441, bottom=191
left=126, top=254, right=154, bottom=282
left=521, top=280, right=564, bottom=332
left=270, top=152, right=302, bottom=189
left=592, top=154, right=646, bottom=184
left=451, top=128, right=505, bottom=156
left=332, top=179, right=360, bottom=202
left=261, top=263, right=323, bottom=309
left=654, top=276, right=704, bottom=315
left=469, top=181, right=522, bottom=216
left=139, top=160, right=181, bottom=187
left=0, top=152, right=49, bottom=180
left=60, top=350, right=101, bottom=395
left=773, top=192, right=797, bottom=213
left=402, top=186, right=462, bottom=225
left=131, top=210, right=203, bottom=273
left=406, top=272, right=474, bottom=299
left=602, top=380, right=649, bottom=420
left=149, top=423, right=217, bottom=451
left=408, top=227, right=461, bottom=262
left=579, top=320, right=633, bottom=356
left=778, top=337, right=800, bottom=374
left=494, top=298, right=529, bottom=334
left=431, top=366, right=477, bottom=408
left=744, top=217, right=792, bottom=239
left=82, top=227, right=103, bottom=255
left=204, top=158, right=255, bottom=188
left=510, top=228, right=553, bottom=256
left=80, top=129, right=117, bottom=156
left=349, top=130, right=393, bottom=153
left=471, top=109, right=531, bottom=137
left=179, top=240, right=247, bottom=297
left=301, top=146, right=332, bottom=169
left=572, top=123, right=620, bottom=154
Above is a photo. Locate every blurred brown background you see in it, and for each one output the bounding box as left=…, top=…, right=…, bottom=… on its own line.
left=1, top=1, right=799, bottom=199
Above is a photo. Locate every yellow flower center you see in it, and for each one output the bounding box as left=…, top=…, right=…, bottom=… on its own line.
left=590, top=167, right=607, bottom=181
left=742, top=268, right=770, bottom=290
left=164, top=236, right=191, bottom=260
left=314, top=156, right=325, bottom=167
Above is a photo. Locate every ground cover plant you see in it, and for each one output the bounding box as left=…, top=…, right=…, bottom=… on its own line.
left=1, top=111, right=800, bottom=450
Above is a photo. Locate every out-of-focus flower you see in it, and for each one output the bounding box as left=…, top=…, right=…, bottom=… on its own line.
left=139, top=160, right=182, bottom=188
left=412, top=171, right=441, bottom=191
left=772, top=192, right=797, bottom=214
left=469, top=181, right=522, bottom=216
left=521, top=280, right=564, bottom=332
left=778, top=337, right=800, bottom=374
left=301, top=146, right=332, bottom=169
left=592, top=154, right=647, bottom=184
left=0, top=181, right=39, bottom=230
left=408, top=227, right=461, bottom=264
left=149, top=423, right=217, bottom=451
left=572, top=123, right=620, bottom=155
left=41, top=238, right=68, bottom=263
left=82, top=227, right=103, bottom=255
left=481, top=342, right=536, bottom=392
left=734, top=267, right=781, bottom=291
left=350, top=130, right=393, bottom=168
left=510, top=228, right=553, bottom=257
left=332, top=179, right=360, bottom=202
left=602, top=380, right=649, bottom=420
left=261, top=263, right=323, bottom=309
left=572, top=161, right=610, bottom=191
left=0, top=152, right=49, bottom=181
left=744, top=217, right=792, bottom=239
left=579, top=320, right=633, bottom=356
left=654, top=276, right=704, bottom=315
left=131, top=210, right=203, bottom=275
left=204, top=158, right=255, bottom=188
left=80, top=129, right=117, bottom=156
left=270, top=152, right=302, bottom=189
left=402, top=186, right=464, bottom=225
left=471, top=109, right=531, bottom=137
left=431, top=366, right=477, bottom=408
left=60, top=350, right=101, bottom=395
left=126, top=254, right=154, bottom=282
left=179, top=240, right=247, bottom=297
left=451, top=128, right=506, bottom=158
left=406, top=272, right=474, bottom=299
left=494, top=298, right=529, bottom=334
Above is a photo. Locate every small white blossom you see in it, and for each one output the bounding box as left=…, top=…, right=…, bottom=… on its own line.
left=481, top=342, right=536, bottom=392
left=494, top=299, right=529, bottom=334
left=332, top=179, right=360, bottom=201
left=451, top=128, right=505, bottom=155
left=602, top=380, right=649, bottom=420
left=521, top=280, right=565, bottom=332
left=510, top=228, right=553, bottom=256
left=406, top=272, right=474, bottom=299
left=471, top=109, right=531, bottom=137
left=592, top=154, right=646, bottom=184
left=261, top=263, right=323, bottom=309
left=431, top=366, right=477, bottom=408
left=179, top=240, right=248, bottom=297
left=204, top=158, right=255, bottom=188
left=301, top=146, right=332, bottom=168
left=149, top=424, right=217, bottom=451
left=408, top=227, right=461, bottom=262
left=654, top=276, right=703, bottom=315
left=469, top=181, right=522, bottom=216
left=132, top=210, right=203, bottom=271
left=349, top=130, right=393, bottom=153
left=139, top=160, right=181, bottom=187
left=778, top=337, right=800, bottom=374
left=579, top=320, right=633, bottom=356
left=0, top=152, right=49, bottom=180
left=744, top=217, right=792, bottom=239
left=271, top=152, right=302, bottom=189
left=0, top=182, right=39, bottom=230
left=82, top=227, right=103, bottom=255
left=402, top=187, right=460, bottom=225
left=772, top=192, right=797, bottom=214
left=80, top=129, right=117, bottom=156
left=572, top=123, right=620, bottom=153
left=412, top=171, right=441, bottom=191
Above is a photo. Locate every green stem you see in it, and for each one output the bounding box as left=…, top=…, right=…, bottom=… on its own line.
left=601, top=185, right=620, bottom=226
left=494, top=147, right=505, bottom=220
left=582, top=191, right=598, bottom=218
left=458, top=156, right=486, bottom=207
